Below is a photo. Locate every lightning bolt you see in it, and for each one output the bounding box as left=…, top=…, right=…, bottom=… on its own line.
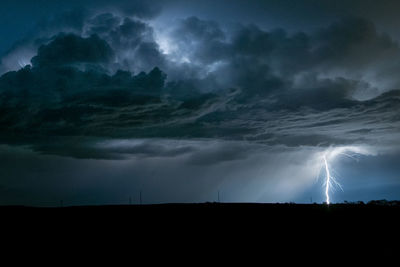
left=321, top=152, right=343, bottom=205
left=323, top=155, right=331, bottom=205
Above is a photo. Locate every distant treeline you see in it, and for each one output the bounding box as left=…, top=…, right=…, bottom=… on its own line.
left=341, top=200, right=400, bottom=206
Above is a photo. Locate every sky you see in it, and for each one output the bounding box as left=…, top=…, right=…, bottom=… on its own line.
left=0, top=0, right=400, bottom=206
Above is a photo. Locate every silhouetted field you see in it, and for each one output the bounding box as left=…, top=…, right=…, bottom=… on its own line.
left=1, top=202, right=399, bottom=252
left=2, top=202, right=400, bottom=222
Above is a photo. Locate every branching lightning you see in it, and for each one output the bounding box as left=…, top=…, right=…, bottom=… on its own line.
left=320, top=146, right=372, bottom=204
left=322, top=153, right=342, bottom=205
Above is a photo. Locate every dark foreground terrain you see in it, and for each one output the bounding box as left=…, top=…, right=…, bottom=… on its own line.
left=1, top=202, right=399, bottom=254
left=2, top=202, right=400, bottom=225
left=2, top=201, right=400, bottom=217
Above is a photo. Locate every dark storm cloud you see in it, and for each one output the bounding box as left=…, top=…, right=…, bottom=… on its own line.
left=0, top=3, right=400, bottom=160
left=2, top=1, right=400, bottom=206
left=29, top=138, right=196, bottom=160
left=169, top=16, right=227, bottom=64
left=31, top=34, right=114, bottom=68
left=0, top=1, right=163, bottom=74
left=165, top=16, right=400, bottom=99
left=159, top=0, right=400, bottom=36
left=84, top=14, right=166, bottom=72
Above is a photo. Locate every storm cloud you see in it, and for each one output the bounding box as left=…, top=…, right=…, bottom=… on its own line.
left=1, top=0, right=400, bottom=204
left=1, top=12, right=400, bottom=159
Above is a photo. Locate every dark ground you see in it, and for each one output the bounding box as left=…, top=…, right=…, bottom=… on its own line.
left=2, top=202, right=400, bottom=218
left=1, top=203, right=399, bottom=255
left=2, top=202, right=400, bottom=227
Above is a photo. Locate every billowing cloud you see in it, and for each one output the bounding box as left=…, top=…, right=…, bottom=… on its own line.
left=31, top=34, right=114, bottom=68
left=1, top=1, right=400, bottom=205
left=0, top=6, right=399, bottom=161
left=84, top=14, right=166, bottom=73
left=162, top=17, right=400, bottom=100
left=1, top=15, right=400, bottom=161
